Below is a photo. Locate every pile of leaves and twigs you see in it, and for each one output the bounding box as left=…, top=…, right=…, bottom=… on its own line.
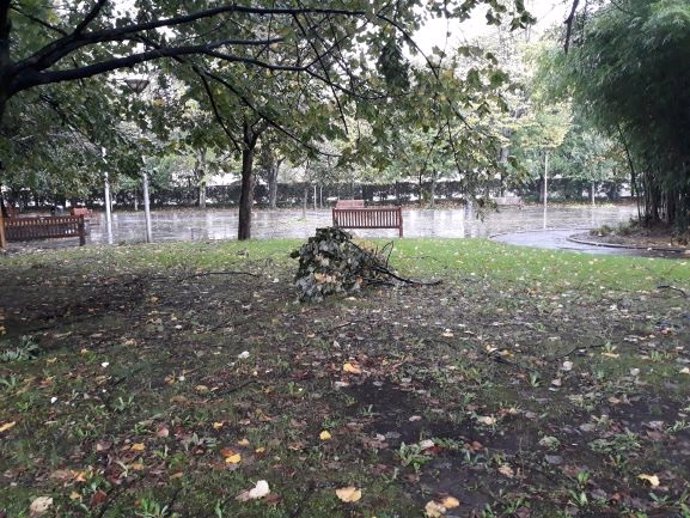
left=291, top=227, right=438, bottom=301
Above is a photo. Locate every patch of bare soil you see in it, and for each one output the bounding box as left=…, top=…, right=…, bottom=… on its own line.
left=578, top=224, right=690, bottom=251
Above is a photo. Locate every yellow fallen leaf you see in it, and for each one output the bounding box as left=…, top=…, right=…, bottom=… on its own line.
left=130, top=443, right=146, bottom=452
left=255, top=446, right=266, bottom=453
left=69, top=491, right=81, bottom=501
left=441, top=496, right=460, bottom=509
left=237, top=438, right=250, bottom=447
left=343, top=362, right=362, bottom=374
left=225, top=453, right=242, bottom=464
left=335, top=486, right=362, bottom=503
left=212, top=421, right=224, bottom=429
left=638, top=474, right=660, bottom=487
left=72, top=470, right=88, bottom=482
left=0, top=421, right=16, bottom=433
left=424, top=500, right=446, bottom=517
left=319, top=430, right=332, bottom=441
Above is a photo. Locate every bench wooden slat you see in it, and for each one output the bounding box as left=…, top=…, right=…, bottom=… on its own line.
left=335, top=199, right=365, bottom=209
left=332, top=207, right=403, bottom=237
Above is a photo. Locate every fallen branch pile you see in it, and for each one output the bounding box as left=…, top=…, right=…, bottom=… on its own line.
left=291, top=227, right=439, bottom=302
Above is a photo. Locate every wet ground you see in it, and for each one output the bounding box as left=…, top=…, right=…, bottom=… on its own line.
left=5, top=204, right=642, bottom=253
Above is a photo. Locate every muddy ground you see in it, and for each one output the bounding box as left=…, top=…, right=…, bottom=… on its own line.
left=1, top=243, right=689, bottom=517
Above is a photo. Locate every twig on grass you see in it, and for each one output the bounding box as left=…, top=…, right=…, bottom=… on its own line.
left=372, top=265, right=442, bottom=286
left=180, top=270, right=259, bottom=281
left=95, top=476, right=138, bottom=518
left=544, top=343, right=607, bottom=362
left=657, top=284, right=688, bottom=298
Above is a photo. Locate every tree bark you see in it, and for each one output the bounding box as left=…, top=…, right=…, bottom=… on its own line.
left=198, top=182, right=207, bottom=209
left=237, top=120, right=265, bottom=240
left=238, top=145, right=255, bottom=240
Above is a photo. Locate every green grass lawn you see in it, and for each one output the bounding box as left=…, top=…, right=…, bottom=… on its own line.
left=1, top=238, right=689, bottom=517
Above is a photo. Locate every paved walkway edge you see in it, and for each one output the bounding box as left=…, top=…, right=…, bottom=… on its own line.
left=567, top=233, right=688, bottom=253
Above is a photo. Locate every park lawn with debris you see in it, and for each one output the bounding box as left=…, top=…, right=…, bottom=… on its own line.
left=1, top=238, right=690, bottom=518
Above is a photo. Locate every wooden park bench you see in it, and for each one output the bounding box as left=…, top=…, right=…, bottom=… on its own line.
left=70, top=207, right=98, bottom=225
left=332, top=205, right=404, bottom=237
left=70, top=207, right=93, bottom=219
left=2, top=215, right=86, bottom=247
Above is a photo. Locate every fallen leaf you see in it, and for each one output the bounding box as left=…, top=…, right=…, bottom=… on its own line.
left=680, top=367, right=690, bottom=375
left=424, top=500, right=446, bottom=517
left=237, top=438, right=250, bottom=447
left=418, top=439, right=435, bottom=450
left=335, top=486, right=362, bottom=503
left=441, top=496, right=460, bottom=509
left=0, top=421, right=16, bottom=433
left=90, top=489, right=107, bottom=507
left=130, top=443, right=145, bottom=452
left=638, top=474, right=660, bottom=487
left=319, top=430, right=332, bottom=441
left=476, top=416, right=496, bottom=426
left=343, top=362, right=362, bottom=374
left=561, top=361, right=573, bottom=371
left=156, top=426, right=169, bottom=438
left=236, top=480, right=271, bottom=501
left=225, top=453, right=242, bottom=464
left=498, top=464, right=515, bottom=478
left=212, top=421, right=224, bottom=429
left=30, top=496, right=53, bottom=515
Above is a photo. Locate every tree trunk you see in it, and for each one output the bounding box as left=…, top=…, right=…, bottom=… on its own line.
left=268, top=158, right=283, bottom=210
left=268, top=169, right=278, bottom=209
left=198, top=182, right=207, bottom=209
left=0, top=2, right=11, bottom=126
left=195, top=149, right=207, bottom=209
left=238, top=145, right=255, bottom=240
left=429, top=172, right=437, bottom=209
left=238, top=120, right=265, bottom=240
left=302, top=184, right=308, bottom=218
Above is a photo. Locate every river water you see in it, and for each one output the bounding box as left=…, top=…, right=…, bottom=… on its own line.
left=86, top=204, right=637, bottom=245
left=6, top=204, right=643, bottom=253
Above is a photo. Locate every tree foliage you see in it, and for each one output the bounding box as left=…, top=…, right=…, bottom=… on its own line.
left=545, top=0, right=690, bottom=228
